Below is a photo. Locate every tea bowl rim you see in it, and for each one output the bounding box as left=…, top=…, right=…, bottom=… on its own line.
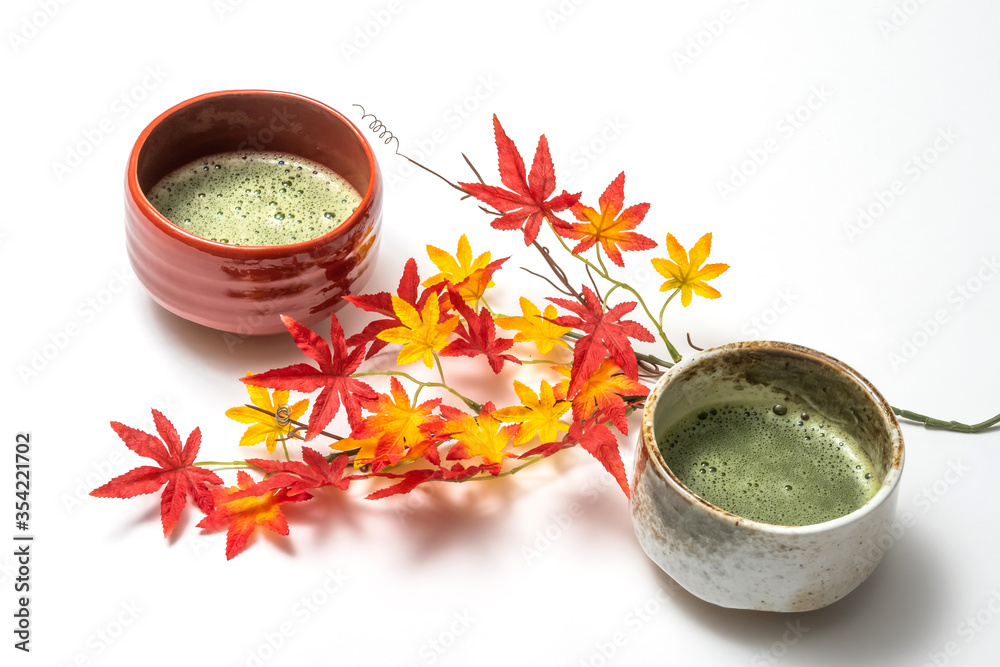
left=636, top=339, right=905, bottom=536
left=125, top=88, right=379, bottom=259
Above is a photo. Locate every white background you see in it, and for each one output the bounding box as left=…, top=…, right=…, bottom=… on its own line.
left=3, top=1, right=999, bottom=666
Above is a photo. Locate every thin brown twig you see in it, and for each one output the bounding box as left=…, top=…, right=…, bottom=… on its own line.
left=397, top=154, right=466, bottom=193
left=326, top=448, right=362, bottom=462
left=637, top=358, right=665, bottom=378
left=530, top=241, right=584, bottom=303
left=244, top=404, right=344, bottom=441
left=585, top=264, right=602, bottom=300
left=521, top=267, right=577, bottom=297
left=462, top=152, right=487, bottom=185
left=686, top=333, right=704, bottom=351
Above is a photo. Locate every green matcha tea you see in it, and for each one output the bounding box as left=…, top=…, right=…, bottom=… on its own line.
left=658, top=402, right=881, bottom=526
left=147, top=151, right=362, bottom=246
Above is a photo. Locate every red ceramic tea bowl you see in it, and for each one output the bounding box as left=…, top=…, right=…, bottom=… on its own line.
left=125, top=90, right=382, bottom=335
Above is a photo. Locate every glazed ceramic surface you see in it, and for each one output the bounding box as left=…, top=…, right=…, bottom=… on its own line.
left=125, top=90, right=382, bottom=335
left=631, top=341, right=904, bottom=612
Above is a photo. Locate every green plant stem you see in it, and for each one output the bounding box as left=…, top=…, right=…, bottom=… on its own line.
left=891, top=407, right=1000, bottom=433
left=657, top=289, right=679, bottom=331
left=595, top=248, right=612, bottom=285
left=353, top=370, right=482, bottom=412
left=521, top=358, right=566, bottom=365
left=434, top=353, right=447, bottom=386
left=546, top=223, right=682, bottom=362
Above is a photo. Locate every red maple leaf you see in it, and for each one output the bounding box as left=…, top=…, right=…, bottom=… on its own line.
left=346, top=258, right=425, bottom=359
left=90, top=410, right=223, bottom=537
left=246, top=446, right=351, bottom=497
left=242, top=314, right=376, bottom=438
left=365, top=468, right=441, bottom=500
left=459, top=115, right=580, bottom=245
left=518, top=440, right=568, bottom=459
left=345, top=258, right=453, bottom=358
left=565, top=417, right=629, bottom=498
left=196, top=471, right=308, bottom=560
left=365, top=461, right=499, bottom=500
left=548, top=287, right=654, bottom=396
left=439, top=290, right=520, bottom=373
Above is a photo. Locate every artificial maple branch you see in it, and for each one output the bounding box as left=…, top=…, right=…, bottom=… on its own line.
left=546, top=221, right=682, bottom=363
left=92, top=114, right=731, bottom=560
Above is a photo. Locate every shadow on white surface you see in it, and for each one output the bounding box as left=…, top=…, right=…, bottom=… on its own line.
left=650, top=528, right=948, bottom=664
left=146, top=296, right=311, bottom=371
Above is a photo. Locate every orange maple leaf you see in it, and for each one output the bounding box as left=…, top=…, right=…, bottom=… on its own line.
left=348, top=377, right=443, bottom=471
left=572, top=358, right=649, bottom=435
left=556, top=172, right=656, bottom=267
left=196, top=471, right=306, bottom=560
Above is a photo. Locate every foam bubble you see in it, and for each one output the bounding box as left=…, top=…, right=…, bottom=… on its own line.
left=147, top=151, right=362, bottom=246
left=657, top=402, right=881, bottom=526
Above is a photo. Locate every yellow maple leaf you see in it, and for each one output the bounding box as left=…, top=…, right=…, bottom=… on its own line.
left=376, top=292, right=460, bottom=368
left=226, top=373, right=309, bottom=454
left=650, top=233, right=729, bottom=307
left=423, top=234, right=495, bottom=303
left=334, top=433, right=379, bottom=465
left=443, top=403, right=519, bottom=466
left=495, top=297, right=572, bottom=355
left=493, top=380, right=571, bottom=446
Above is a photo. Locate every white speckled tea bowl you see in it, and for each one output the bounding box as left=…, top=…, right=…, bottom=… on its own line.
left=630, top=341, right=904, bottom=612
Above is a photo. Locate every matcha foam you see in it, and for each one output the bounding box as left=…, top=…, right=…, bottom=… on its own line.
left=658, top=402, right=881, bottom=526
left=147, top=151, right=362, bottom=246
